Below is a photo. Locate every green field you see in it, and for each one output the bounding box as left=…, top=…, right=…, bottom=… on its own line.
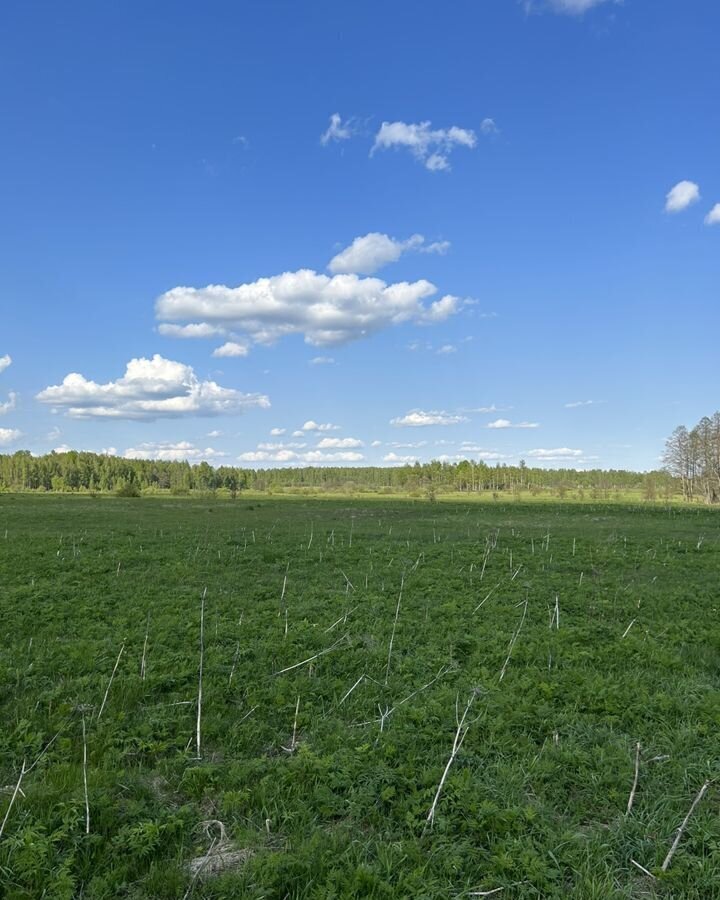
left=1, top=495, right=719, bottom=899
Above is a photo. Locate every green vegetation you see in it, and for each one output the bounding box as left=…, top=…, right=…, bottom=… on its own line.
left=0, top=449, right=678, bottom=501
left=1, top=494, right=719, bottom=898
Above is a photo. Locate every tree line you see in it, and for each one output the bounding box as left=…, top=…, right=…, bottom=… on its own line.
left=0, top=449, right=674, bottom=498
left=663, top=412, right=720, bottom=503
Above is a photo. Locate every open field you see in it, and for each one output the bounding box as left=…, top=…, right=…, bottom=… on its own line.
left=1, top=495, right=719, bottom=899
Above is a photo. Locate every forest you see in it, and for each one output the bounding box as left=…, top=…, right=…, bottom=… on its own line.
left=0, top=449, right=676, bottom=499
left=662, top=412, right=720, bottom=504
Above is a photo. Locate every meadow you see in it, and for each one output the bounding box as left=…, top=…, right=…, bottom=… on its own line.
left=0, top=494, right=718, bottom=899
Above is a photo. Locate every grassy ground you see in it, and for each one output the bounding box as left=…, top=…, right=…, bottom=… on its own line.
left=0, top=494, right=718, bottom=899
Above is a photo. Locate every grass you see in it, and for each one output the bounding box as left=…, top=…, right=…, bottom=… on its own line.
left=0, top=494, right=719, bottom=898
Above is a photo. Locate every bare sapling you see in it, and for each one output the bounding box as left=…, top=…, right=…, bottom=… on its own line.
left=196, top=587, right=206, bottom=758
left=625, top=742, right=641, bottom=815
left=499, top=598, right=528, bottom=682
left=385, top=576, right=404, bottom=685
left=97, top=641, right=125, bottom=721
left=425, top=690, right=478, bottom=828
left=82, top=714, right=90, bottom=833
left=0, top=759, right=27, bottom=839
left=140, top=612, right=150, bottom=680
left=661, top=779, right=712, bottom=871
left=282, top=696, right=301, bottom=753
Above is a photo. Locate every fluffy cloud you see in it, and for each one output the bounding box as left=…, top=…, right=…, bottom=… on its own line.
left=321, top=113, right=354, bottom=145
left=0, top=355, right=11, bottom=374
left=665, top=180, right=700, bottom=213
left=156, top=270, right=459, bottom=347
left=270, top=427, right=286, bottom=436
left=316, top=437, right=363, bottom=449
left=309, top=356, right=335, bottom=365
left=384, top=452, right=418, bottom=463
left=301, top=420, right=340, bottom=432
left=0, top=427, right=22, bottom=446
left=526, top=447, right=583, bottom=460
left=487, top=418, right=539, bottom=429
left=544, top=0, right=616, bottom=13
left=36, top=354, right=270, bottom=420
left=372, top=120, right=477, bottom=172
left=158, top=323, right=226, bottom=339
left=238, top=448, right=364, bottom=464
left=124, top=442, right=228, bottom=462
left=212, top=341, right=249, bottom=358
left=0, top=391, right=17, bottom=414
left=436, top=344, right=457, bottom=355
left=390, top=410, right=469, bottom=427
left=328, top=232, right=448, bottom=275
left=480, top=118, right=499, bottom=135
left=704, top=203, right=720, bottom=226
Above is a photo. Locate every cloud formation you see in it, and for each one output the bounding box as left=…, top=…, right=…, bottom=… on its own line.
left=542, top=0, right=617, bottom=13
left=391, top=410, right=469, bottom=427
left=0, top=427, right=22, bottom=446
left=704, top=203, right=720, bottom=226
left=124, top=441, right=228, bottom=462
left=321, top=113, right=354, bottom=145
left=665, top=180, right=700, bottom=213
left=565, top=399, right=604, bottom=408
left=372, top=120, right=477, bottom=171
left=526, top=447, right=583, bottom=460
left=212, top=341, right=249, bottom=358
left=156, top=270, right=459, bottom=347
left=487, top=418, right=539, bottom=429
left=301, top=420, right=341, bottom=432
left=36, top=354, right=270, bottom=420
left=0, top=392, right=16, bottom=415
left=316, top=437, right=363, bottom=449
left=238, top=448, right=364, bottom=464
left=0, top=355, right=11, bottom=375
left=328, top=232, right=449, bottom=275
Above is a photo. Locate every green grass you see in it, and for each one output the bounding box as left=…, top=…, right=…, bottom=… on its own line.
left=0, top=494, right=719, bottom=898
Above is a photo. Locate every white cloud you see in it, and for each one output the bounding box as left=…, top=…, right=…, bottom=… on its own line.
left=665, top=180, right=700, bottom=213
left=480, top=118, right=499, bottom=135
left=158, top=323, right=226, bottom=339
left=316, top=437, right=363, bottom=449
left=544, top=0, right=617, bottom=13
left=270, top=427, right=286, bottom=436
left=565, top=399, right=604, bottom=408
left=47, top=427, right=62, bottom=442
left=372, top=120, right=477, bottom=172
left=0, top=427, right=22, bottom=446
left=310, top=356, right=335, bottom=365
left=321, top=113, right=354, bottom=145
left=328, top=233, right=423, bottom=275
left=301, top=420, right=340, bottom=432
left=526, top=447, right=583, bottom=460
left=0, top=355, right=11, bottom=374
left=391, top=410, right=469, bottom=427
left=258, top=441, right=307, bottom=450
left=212, top=341, right=249, bottom=358
left=436, top=344, right=457, bottom=355
left=124, top=441, right=227, bottom=462
left=238, top=448, right=364, bottom=464
left=487, top=419, right=539, bottom=429
left=53, top=444, right=73, bottom=453
left=370, top=439, right=382, bottom=447
left=0, top=391, right=17, bottom=414
left=36, top=354, right=270, bottom=420
left=422, top=240, right=451, bottom=255
left=156, top=270, right=459, bottom=347
left=389, top=440, right=428, bottom=449
left=207, top=430, right=223, bottom=437
left=384, top=452, right=418, bottom=463
left=704, top=203, right=720, bottom=226
left=101, top=447, right=117, bottom=456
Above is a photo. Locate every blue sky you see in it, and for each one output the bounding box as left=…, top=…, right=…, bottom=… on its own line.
left=1, top=0, right=718, bottom=470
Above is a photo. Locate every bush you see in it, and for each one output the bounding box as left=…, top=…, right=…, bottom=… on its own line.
left=115, top=481, right=141, bottom=498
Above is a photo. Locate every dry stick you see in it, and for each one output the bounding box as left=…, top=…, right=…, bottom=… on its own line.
left=385, top=576, right=404, bottom=685
left=0, top=759, right=27, bottom=839
left=274, top=634, right=347, bottom=676
left=196, top=587, right=207, bottom=759
left=426, top=691, right=476, bottom=828
left=661, top=780, right=712, bottom=871
left=626, top=742, right=641, bottom=815
left=339, top=674, right=366, bottom=705
left=282, top=696, right=300, bottom=753
left=140, top=612, right=150, bottom=681
left=622, top=618, right=636, bottom=639
left=82, top=714, right=90, bottom=834
left=97, top=641, right=125, bottom=721
left=473, top=582, right=500, bottom=613
left=630, top=859, right=655, bottom=879
left=499, top=599, right=528, bottom=682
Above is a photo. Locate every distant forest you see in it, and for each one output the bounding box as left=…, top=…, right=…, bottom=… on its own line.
left=0, top=448, right=681, bottom=500
left=662, top=412, right=720, bottom=504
